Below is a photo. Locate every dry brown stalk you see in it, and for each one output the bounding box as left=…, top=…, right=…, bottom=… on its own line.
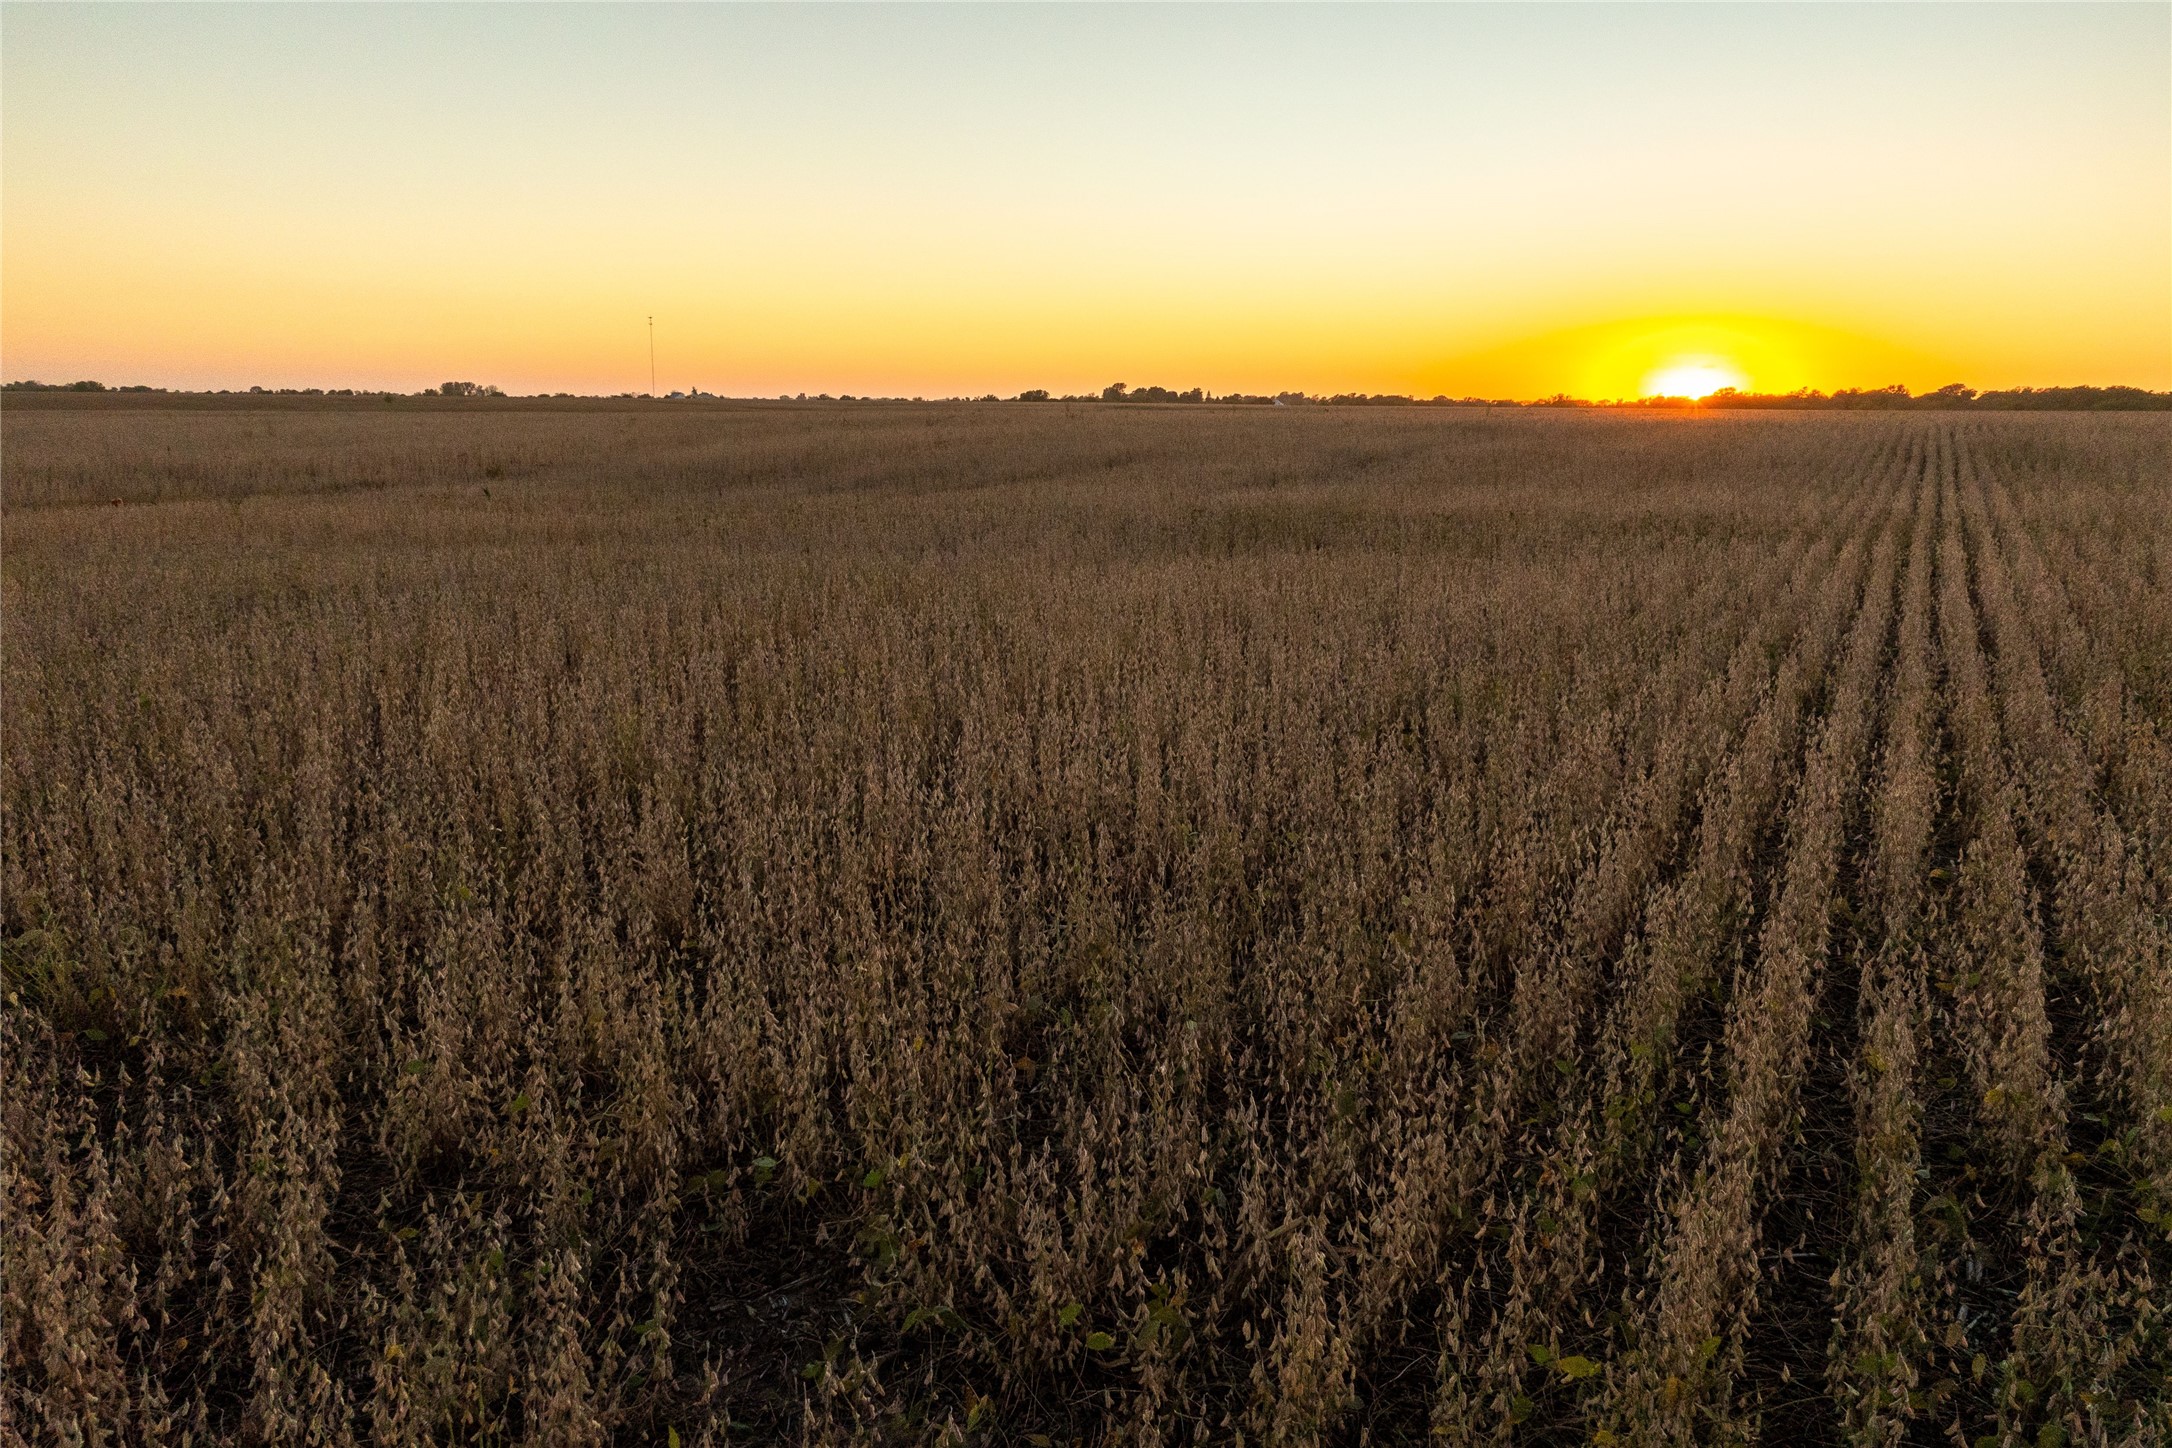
left=3, top=400, right=2165, bottom=1445
left=1598, top=440, right=1910, bottom=1444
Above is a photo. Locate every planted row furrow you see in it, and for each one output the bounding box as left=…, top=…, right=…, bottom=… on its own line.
left=2024, top=520, right=2172, bottom=886
left=1970, top=446, right=2172, bottom=941
left=1895, top=432, right=2083, bottom=1448
left=1938, top=445, right=2059, bottom=1162
left=1596, top=444, right=1907, bottom=1445
left=1591, top=436, right=1912, bottom=1183
left=1252, top=478, right=1858, bottom=1438
left=1945, top=439, right=2166, bottom=1443
left=1437, top=434, right=1919, bottom=1442
left=1444, top=523, right=1885, bottom=1435
left=1964, top=445, right=2172, bottom=1204
left=1827, top=431, right=1943, bottom=1445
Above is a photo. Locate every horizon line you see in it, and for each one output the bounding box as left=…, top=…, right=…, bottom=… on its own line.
left=7, top=378, right=2172, bottom=412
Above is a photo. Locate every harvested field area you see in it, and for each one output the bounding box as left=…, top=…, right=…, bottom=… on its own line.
left=5, top=400, right=2169, bottom=1445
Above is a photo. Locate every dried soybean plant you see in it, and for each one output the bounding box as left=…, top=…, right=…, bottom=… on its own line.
left=4, top=399, right=2168, bottom=1445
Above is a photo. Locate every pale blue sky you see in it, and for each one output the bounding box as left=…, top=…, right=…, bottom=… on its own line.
left=6, top=3, right=2166, bottom=394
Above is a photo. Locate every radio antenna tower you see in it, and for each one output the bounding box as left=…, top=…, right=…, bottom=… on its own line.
left=648, top=316, right=656, bottom=397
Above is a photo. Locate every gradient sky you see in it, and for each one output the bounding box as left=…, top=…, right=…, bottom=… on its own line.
left=4, top=3, right=2166, bottom=399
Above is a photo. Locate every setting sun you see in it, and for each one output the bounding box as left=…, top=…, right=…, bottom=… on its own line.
left=2, top=5, right=2163, bottom=396
left=4, top=2, right=2171, bottom=1442
left=1643, top=358, right=1748, bottom=400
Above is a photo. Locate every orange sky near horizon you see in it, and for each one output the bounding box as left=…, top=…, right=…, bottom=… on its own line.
left=4, top=5, right=2166, bottom=400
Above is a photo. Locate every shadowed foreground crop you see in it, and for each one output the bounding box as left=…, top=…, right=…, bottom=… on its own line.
left=4, top=399, right=2169, bottom=1445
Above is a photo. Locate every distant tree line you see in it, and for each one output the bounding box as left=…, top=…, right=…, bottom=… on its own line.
left=1, top=381, right=507, bottom=399
left=1071, top=382, right=2172, bottom=410
left=3, top=379, right=163, bottom=393
left=1691, top=383, right=2172, bottom=412
left=1086, top=384, right=1438, bottom=406
left=10, top=379, right=2170, bottom=410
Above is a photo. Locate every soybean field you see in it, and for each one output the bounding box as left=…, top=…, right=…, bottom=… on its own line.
left=5, top=398, right=2169, bottom=1446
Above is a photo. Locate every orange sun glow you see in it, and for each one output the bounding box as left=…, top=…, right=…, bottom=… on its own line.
left=1641, top=358, right=1749, bottom=399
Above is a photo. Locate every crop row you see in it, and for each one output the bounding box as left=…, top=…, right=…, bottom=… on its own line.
left=5, top=408, right=2164, bottom=1444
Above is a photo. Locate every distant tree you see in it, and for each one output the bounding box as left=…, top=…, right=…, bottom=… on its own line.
left=1975, top=385, right=2172, bottom=411
left=1829, top=385, right=1913, bottom=410
left=439, top=381, right=479, bottom=397
left=1016, top=389, right=1051, bottom=402
left=1325, top=393, right=1415, bottom=406
left=1102, top=383, right=1127, bottom=402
